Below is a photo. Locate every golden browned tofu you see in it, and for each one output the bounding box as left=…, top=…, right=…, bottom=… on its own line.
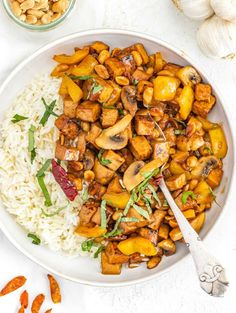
left=163, top=127, right=176, bottom=147
left=76, top=101, right=101, bottom=122
left=105, top=58, right=125, bottom=77
left=206, top=168, right=223, bottom=189
left=63, top=97, right=78, bottom=118
left=135, top=115, right=155, bottom=136
left=88, top=181, right=107, bottom=200
left=107, top=176, right=123, bottom=193
left=101, top=251, right=122, bottom=275
left=55, top=114, right=79, bottom=139
left=149, top=210, right=166, bottom=230
left=195, top=83, right=212, bottom=101
left=79, top=201, right=99, bottom=225
left=55, top=141, right=80, bottom=161
left=93, top=158, right=115, bottom=185
left=101, top=108, right=119, bottom=128
left=86, top=124, right=102, bottom=148
left=132, top=69, right=151, bottom=82
left=105, top=242, right=129, bottom=264
left=192, top=96, right=216, bottom=118
left=166, top=173, right=187, bottom=191
left=129, top=136, right=152, bottom=160
left=102, top=150, right=125, bottom=171
left=153, top=141, right=170, bottom=163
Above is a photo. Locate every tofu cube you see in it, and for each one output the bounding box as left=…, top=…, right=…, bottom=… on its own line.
left=55, top=141, right=80, bottom=161
left=129, top=136, right=152, bottom=160
left=86, top=124, right=102, bottom=148
left=93, top=159, right=115, bottom=185
left=135, top=115, right=155, bottom=135
left=195, top=83, right=212, bottom=101
left=76, top=101, right=101, bottom=122
left=101, top=108, right=119, bottom=128
left=192, top=95, right=216, bottom=118
left=63, top=96, right=78, bottom=118
left=102, top=150, right=125, bottom=171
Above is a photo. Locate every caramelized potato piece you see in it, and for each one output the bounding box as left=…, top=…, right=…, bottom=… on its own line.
left=93, top=158, right=115, bottom=185
left=147, top=256, right=162, bottom=269
left=158, top=224, right=169, bottom=240
left=178, top=85, right=194, bottom=120
left=166, top=173, right=187, bottom=191
left=135, top=43, right=149, bottom=64
left=102, top=150, right=125, bottom=171
left=102, top=191, right=130, bottom=209
left=209, top=126, right=228, bottom=159
left=105, top=58, right=125, bottom=77
left=101, top=251, right=121, bottom=275
left=135, top=115, right=155, bottom=136
left=75, top=225, right=107, bottom=238
left=169, top=160, right=185, bottom=175
left=129, top=136, right=152, bottom=160
left=153, top=76, right=180, bottom=101
left=53, top=48, right=89, bottom=64
left=117, top=237, right=157, bottom=256
left=70, top=55, right=98, bottom=76
left=101, top=108, right=119, bottom=128
left=154, top=52, right=166, bottom=72
left=107, top=176, right=124, bottom=193
left=194, top=181, right=214, bottom=205
left=91, top=41, right=109, bottom=53
left=76, top=101, right=101, bottom=122
left=206, top=168, right=223, bottom=189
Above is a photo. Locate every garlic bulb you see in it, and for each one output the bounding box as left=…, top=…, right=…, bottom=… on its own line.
left=211, top=0, right=236, bottom=22
left=197, top=15, right=236, bottom=59
left=172, top=0, right=214, bottom=20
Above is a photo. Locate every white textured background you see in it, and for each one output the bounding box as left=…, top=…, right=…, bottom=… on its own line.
left=0, top=1, right=236, bottom=312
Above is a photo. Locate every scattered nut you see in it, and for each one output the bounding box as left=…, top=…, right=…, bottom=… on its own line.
left=52, top=0, right=69, bottom=13
left=11, top=1, right=22, bottom=17
left=20, top=0, right=35, bottom=12
left=26, top=14, right=37, bottom=24
left=41, top=12, right=52, bottom=24
left=19, top=13, right=26, bottom=21
left=27, top=8, right=44, bottom=18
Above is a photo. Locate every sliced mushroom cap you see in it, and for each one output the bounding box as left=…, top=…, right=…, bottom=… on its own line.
left=95, top=114, right=132, bottom=150
left=123, top=160, right=145, bottom=192
left=121, top=86, right=138, bottom=116
left=83, top=149, right=95, bottom=170
left=176, top=66, right=201, bottom=87
left=191, top=156, right=220, bottom=179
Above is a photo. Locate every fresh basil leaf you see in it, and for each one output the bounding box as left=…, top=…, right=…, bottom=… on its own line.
left=94, top=245, right=105, bottom=258
left=92, top=84, right=103, bottom=94
left=100, top=200, right=107, bottom=229
left=104, top=214, right=123, bottom=238
left=133, top=204, right=150, bottom=220
left=181, top=191, right=196, bottom=204
left=37, top=174, right=52, bottom=207
left=69, top=75, right=93, bottom=81
left=40, top=98, right=58, bottom=126
left=28, top=125, right=36, bottom=163
left=98, top=149, right=111, bottom=166
left=146, top=183, right=162, bottom=207
left=37, top=159, right=52, bottom=177
left=120, top=217, right=139, bottom=222
left=81, top=239, right=94, bottom=252
left=41, top=206, right=66, bottom=217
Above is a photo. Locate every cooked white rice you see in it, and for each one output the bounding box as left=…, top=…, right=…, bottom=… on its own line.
left=0, top=74, right=89, bottom=256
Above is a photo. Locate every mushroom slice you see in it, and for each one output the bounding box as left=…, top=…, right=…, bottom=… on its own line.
left=176, top=66, right=201, bottom=87
left=191, top=156, right=220, bottom=179
left=95, top=114, right=132, bottom=150
left=121, top=86, right=138, bottom=116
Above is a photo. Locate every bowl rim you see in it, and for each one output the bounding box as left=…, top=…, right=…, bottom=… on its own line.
left=0, top=28, right=235, bottom=287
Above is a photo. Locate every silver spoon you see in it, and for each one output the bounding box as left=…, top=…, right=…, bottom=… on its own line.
left=152, top=117, right=229, bottom=297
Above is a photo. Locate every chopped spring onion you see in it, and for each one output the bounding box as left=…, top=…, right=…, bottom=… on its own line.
left=36, top=159, right=52, bottom=177
left=27, top=233, right=41, bottom=245
left=133, top=204, right=150, bottom=220
left=81, top=239, right=95, bottom=252
left=94, top=245, right=105, bottom=258
left=40, top=98, right=58, bottom=126
left=11, top=114, right=28, bottom=123
left=123, top=190, right=137, bottom=216
left=181, top=191, right=196, bottom=204
left=146, top=183, right=162, bottom=207
left=100, top=200, right=107, bottom=229
left=28, top=125, right=36, bottom=164
left=69, top=75, right=93, bottom=80
left=143, top=196, right=152, bottom=215
left=37, top=175, right=52, bottom=207
left=41, top=206, right=66, bottom=217
left=120, top=217, right=139, bottom=223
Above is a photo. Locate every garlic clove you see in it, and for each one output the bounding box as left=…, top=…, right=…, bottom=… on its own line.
left=197, top=15, right=236, bottom=59
left=172, top=0, right=214, bottom=20
left=211, top=0, right=236, bottom=22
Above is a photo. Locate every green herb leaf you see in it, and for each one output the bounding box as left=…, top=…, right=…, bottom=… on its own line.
left=163, top=199, right=169, bottom=207
left=173, top=118, right=187, bottom=128
left=100, top=200, right=107, bottom=229
left=92, top=84, right=103, bottom=94
left=174, top=129, right=186, bottom=135
left=181, top=191, right=196, bottom=204
left=104, top=214, right=123, bottom=238
left=28, top=125, right=36, bottom=164
left=143, top=195, right=153, bottom=214
left=27, top=233, right=41, bottom=245
left=98, top=149, right=112, bottom=166
left=81, top=187, right=89, bottom=202
left=146, top=183, right=162, bottom=207
left=37, top=174, right=52, bottom=207
left=40, top=98, right=58, bottom=126
left=41, top=206, right=66, bottom=217
left=11, top=114, right=28, bottom=124
left=69, top=75, right=93, bottom=81
left=103, top=105, right=116, bottom=109
left=94, top=245, right=105, bottom=258
left=81, top=239, right=95, bottom=252
left=120, top=217, right=139, bottom=222
left=123, top=189, right=137, bottom=216
left=118, top=108, right=125, bottom=115
left=133, top=204, right=150, bottom=220
left=37, top=159, right=52, bottom=177
left=133, top=79, right=139, bottom=85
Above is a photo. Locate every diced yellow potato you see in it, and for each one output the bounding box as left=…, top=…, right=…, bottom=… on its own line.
left=70, top=55, right=98, bottom=76
left=153, top=76, right=180, bottom=101
left=169, top=160, right=185, bottom=175
left=209, top=126, right=228, bottom=159
left=196, top=116, right=218, bottom=131
left=117, top=237, right=157, bottom=256
left=178, top=85, right=194, bottom=120
left=102, top=191, right=130, bottom=209
left=194, top=181, right=214, bottom=205
left=53, top=48, right=89, bottom=64
left=75, top=225, right=107, bottom=238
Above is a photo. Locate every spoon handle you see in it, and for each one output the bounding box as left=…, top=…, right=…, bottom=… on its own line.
left=159, top=179, right=228, bottom=297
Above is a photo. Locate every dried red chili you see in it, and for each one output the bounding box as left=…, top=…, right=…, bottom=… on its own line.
left=51, top=159, right=78, bottom=201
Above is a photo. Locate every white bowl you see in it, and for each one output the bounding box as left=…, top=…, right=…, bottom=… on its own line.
left=0, top=29, right=234, bottom=286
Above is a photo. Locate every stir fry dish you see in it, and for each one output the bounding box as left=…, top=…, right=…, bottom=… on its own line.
left=51, top=41, right=228, bottom=274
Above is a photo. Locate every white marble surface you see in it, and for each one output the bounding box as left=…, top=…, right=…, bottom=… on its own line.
left=0, top=1, right=236, bottom=312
